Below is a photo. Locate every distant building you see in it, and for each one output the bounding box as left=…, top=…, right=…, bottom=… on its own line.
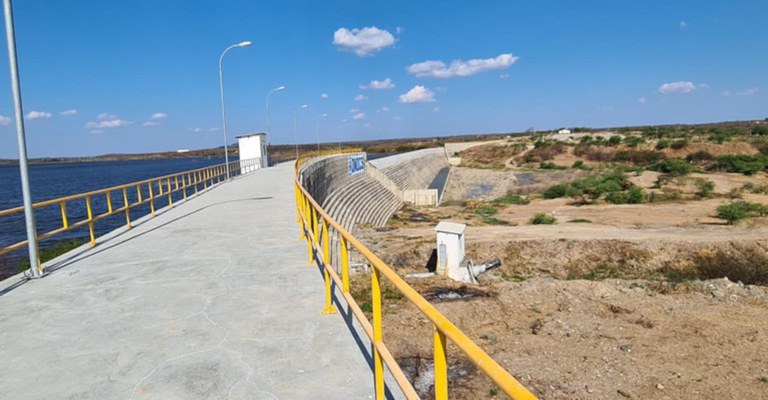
left=558, top=129, right=571, bottom=135
left=176, top=149, right=190, bottom=153
left=236, top=132, right=268, bottom=172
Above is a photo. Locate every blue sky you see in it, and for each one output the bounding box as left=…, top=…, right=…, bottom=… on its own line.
left=0, top=0, right=765, bottom=158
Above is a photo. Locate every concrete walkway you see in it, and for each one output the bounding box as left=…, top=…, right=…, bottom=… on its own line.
left=0, top=163, right=377, bottom=399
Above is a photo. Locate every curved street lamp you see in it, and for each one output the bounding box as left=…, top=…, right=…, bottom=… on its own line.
left=294, top=104, right=308, bottom=159
left=265, top=85, right=285, bottom=166
left=218, top=40, right=251, bottom=179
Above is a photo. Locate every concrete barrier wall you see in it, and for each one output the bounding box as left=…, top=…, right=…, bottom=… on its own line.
left=368, top=147, right=450, bottom=205
left=299, top=153, right=402, bottom=234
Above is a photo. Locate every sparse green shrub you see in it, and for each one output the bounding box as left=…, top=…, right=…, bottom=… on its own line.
left=695, top=179, right=716, bottom=198
left=567, top=218, right=592, bottom=223
left=670, top=139, right=689, bottom=150
left=715, top=154, right=768, bottom=175
left=752, top=126, right=768, bottom=136
left=493, top=193, right=530, bottom=205
left=652, top=158, right=692, bottom=176
left=474, top=206, right=498, bottom=217
left=623, top=136, right=645, bottom=147
left=543, top=183, right=573, bottom=199
left=539, top=161, right=567, bottom=170
left=607, top=136, right=622, bottom=146
left=605, top=187, right=646, bottom=204
left=572, top=160, right=585, bottom=169
left=716, top=201, right=768, bottom=224
left=686, top=150, right=715, bottom=164
left=656, top=139, right=671, bottom=150
left=530, top=213, right=557, bottom=225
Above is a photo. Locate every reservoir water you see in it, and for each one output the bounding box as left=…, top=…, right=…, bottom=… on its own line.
left=0, top=157, right=229, bottom=276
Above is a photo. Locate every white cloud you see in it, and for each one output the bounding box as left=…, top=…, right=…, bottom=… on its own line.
left=333, top=26, right=395, bottom=56
left=320, top=93, right=329, bottom=99
left=85, top=118, right=132, bottom=129
left=658, top=81, right=697, bottom=94
left=396, top=26, right=404, bottom=35
left=359, top=78, right=395, bottom=90
left=209, top=127, right=220, bottom=132
left=352, top=112, right=365, bottom=121
left=376, top=107, right=390, bottom=113
left=142, top=121, right=159, bottom=127
left=26, top=110, right=52, bottom=120
left=354, top=94, right=368, bottom=102
left=190, top=127, right=203, bottom=133
left=399, top=85, right=436, bottom=103
left=349, top=108, right=359, bottom=113
left=638, top=97, right=646, bottom=104
left=59, top=109, right=77, bottom=116
left=698, top=83, right=710, bottom=89
left=151, top=112, right=167, bottom=120
left=721, top=90, right=731, bottom=97
left=97, top=112, right=116, bottom=120
left=737, top=87, right=759, bottom=96
left=679, top=21, right=688, bottom=29
left=407, top=53, right=518, bottom=78
left=394, top=116, right=404, bottom=121
left=0, top=115, right=11, bottom=125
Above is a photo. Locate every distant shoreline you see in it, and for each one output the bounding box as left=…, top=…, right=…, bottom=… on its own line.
left=0, top=149, right=233, bottom=166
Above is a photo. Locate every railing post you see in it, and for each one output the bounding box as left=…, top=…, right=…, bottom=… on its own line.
left=148, top=181, right=155, bottom=216
left=123, top=187, right=131, bottom=228
left=106, top=190, right=113, bottom=213
left=307, top=202, right=315, bottom=265
left=136, top=184, right=142, bottom=203
left=372, top=266, right=385, bottom=399
left=60, top=201, right=68, bottom=229
left=85, top=196, right=95, bottom=246
left=434, top=327, right=448, bottom=400
left=321, top=219, right=336, bottom=314
left=182, top=175, right=187, bottom=200
left=167, top=178, right=173, bottom=207
left=194, top=172, right=199, bottom=195
left=341, top=235, right=349, bottom=293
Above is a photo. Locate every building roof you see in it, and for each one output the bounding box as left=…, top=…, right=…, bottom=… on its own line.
left=435, top=221, right=466, bottom=235
left=235, top=132, right=267, bottom=139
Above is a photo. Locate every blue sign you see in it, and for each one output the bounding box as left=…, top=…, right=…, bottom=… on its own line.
left=348, top=155, right=365, bottom=176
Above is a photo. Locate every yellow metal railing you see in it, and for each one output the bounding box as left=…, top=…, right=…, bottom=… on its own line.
left=0, top=157, right=262, bottom=270
left=294, top=155, right=537, bottom=399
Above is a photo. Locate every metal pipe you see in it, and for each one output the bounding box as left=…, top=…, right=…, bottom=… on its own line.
left=3, top=0, right=42, bottom=278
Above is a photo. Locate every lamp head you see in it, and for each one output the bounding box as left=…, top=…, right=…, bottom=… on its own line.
left=300, top=104, right=308, bottom=109
left=276, top=85, right=286, bottom=91
left=238, top=41, right=252, bottom=47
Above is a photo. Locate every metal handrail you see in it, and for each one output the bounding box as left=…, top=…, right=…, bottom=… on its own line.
left=0, top=157, right=262, bottom=267
left=295, top=154, right=537, bottom=399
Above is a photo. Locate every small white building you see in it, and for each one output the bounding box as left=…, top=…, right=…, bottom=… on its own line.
left=236, top=132, right=268, bottom=172
left=558, top=128, right=571, bottom=135
left=435, top=221, right=466, bottom=279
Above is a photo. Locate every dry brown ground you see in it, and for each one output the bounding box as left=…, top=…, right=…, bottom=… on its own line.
left=351, top=163, right=768, bottom=399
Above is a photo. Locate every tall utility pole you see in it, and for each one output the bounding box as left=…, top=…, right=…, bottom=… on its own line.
left=3, top=0, right=42, bottom=278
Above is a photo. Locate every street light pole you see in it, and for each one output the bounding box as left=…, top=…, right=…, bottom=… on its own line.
left=3, top=0, right=41, bottom=278
left=265, top=85, right=285, bottom=167
left=218, top=40, right=251, bottom=179
left=294, top=104, right=308, bottom=159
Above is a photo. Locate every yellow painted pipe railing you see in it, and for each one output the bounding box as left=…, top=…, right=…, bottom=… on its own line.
left=0, top=157, right=262, bottom=268
left=295, top=154, right=537, bottom=400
